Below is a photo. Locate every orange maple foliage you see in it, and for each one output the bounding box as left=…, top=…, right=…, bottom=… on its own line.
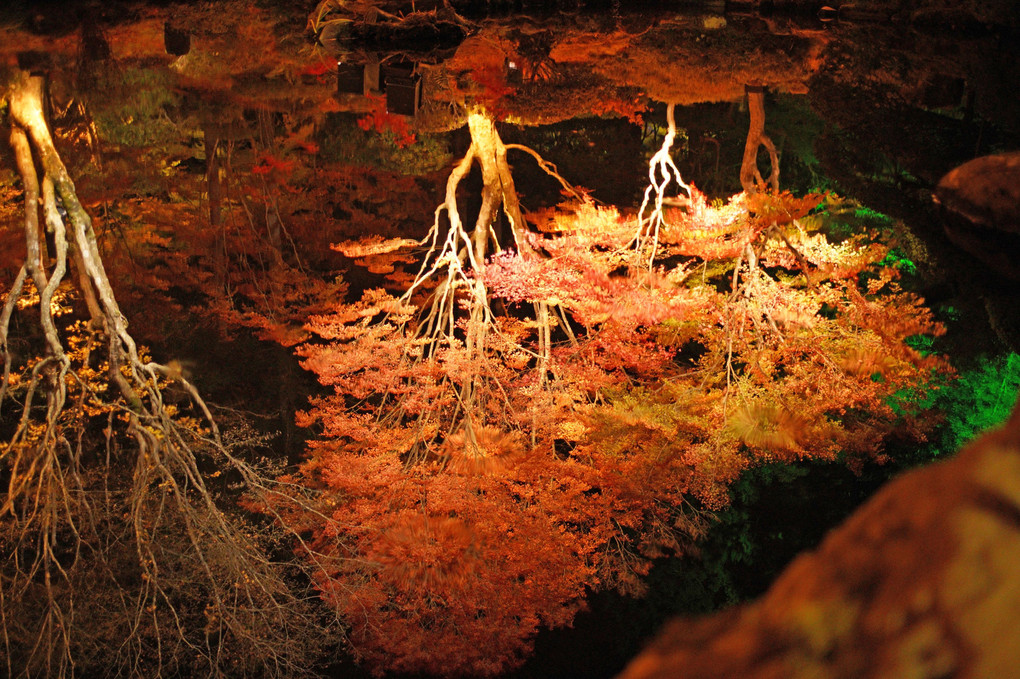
left=279, top=186, right=947, bottom=676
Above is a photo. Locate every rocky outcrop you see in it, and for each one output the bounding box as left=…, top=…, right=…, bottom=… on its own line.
left=937, top=152, right=1020, bottom=236
left=936, top=152, right=1020, bottom=281
left=618, top=400, right=1020, bottom=679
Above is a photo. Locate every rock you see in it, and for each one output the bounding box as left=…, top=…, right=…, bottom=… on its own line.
left=936, top=152, right=1020, bottom=235
left=935, top=151, right=1020, bottom=280
left=617, top=400, right=1020, bottom=679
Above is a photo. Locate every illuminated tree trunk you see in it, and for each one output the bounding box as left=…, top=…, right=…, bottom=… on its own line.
left=636, top=102, right=692, bottom=265
left=417, top=110, right=539, bottom=340
left=434, top=112, right=530, bottom=437
left=1, top=67, right=326, bottom=677
left=740, top=85, right=780, bottom=194
left=5, top=68, right=139, bottom=402
left=464, top=112, right=532, bottom=257
left=205, top=123, right=223, bottom=226
left=407, top=109, right=578, bottom=450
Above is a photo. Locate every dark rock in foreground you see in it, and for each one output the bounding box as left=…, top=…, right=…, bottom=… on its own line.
left=618, top=399, right=1020, bottom=679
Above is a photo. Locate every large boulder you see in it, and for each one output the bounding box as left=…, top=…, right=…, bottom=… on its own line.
left=618, top=400, right=1020, bottom=679
left=937, top=152, right=1020, bottom=235
left=935, top=151, right=1020, bottom=280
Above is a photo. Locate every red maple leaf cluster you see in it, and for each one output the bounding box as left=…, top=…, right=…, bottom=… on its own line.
left=274, top=188, right=948, bottom=676
left=357, top=94, right=417, bottom=148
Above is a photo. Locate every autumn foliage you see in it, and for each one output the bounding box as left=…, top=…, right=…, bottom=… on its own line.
left=357, top=94, right=418, bottom=148
left=281, top=176, right=946, bottom=675
left=0, top=37, right=948, bottom=674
